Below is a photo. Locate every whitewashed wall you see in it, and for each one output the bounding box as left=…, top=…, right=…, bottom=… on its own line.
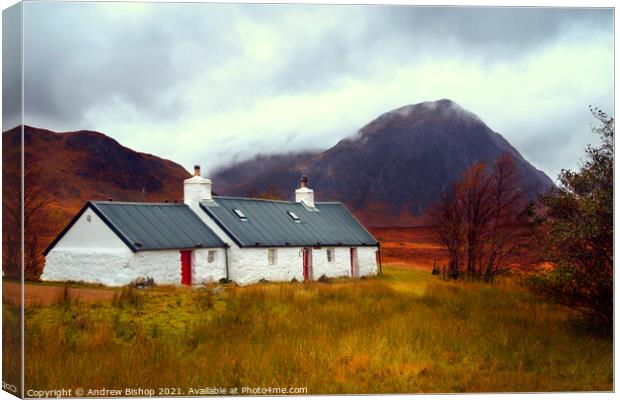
left=223, top=245, right=379, bottom=285
left=40, top=206, right=135, bottom=286
left=313, top=247, right=351, bottom=278
left=312, top=246, right=379, bottom=279
left=42, top=249, right=133, bottom=286
left=227, top=247, right=303, bottom=285
left=357, top=247, right=379, bottom=276
left=194, top=248, right=227, bottom=283
left=125, top=249, right=226, bottom=285
left=189, top=202, right=249, bottom=283
left=42, top=248, right=227, bottom=286
left=42, top=249, right=181, bottom=286
left=126, top=250, right=182, bottom=284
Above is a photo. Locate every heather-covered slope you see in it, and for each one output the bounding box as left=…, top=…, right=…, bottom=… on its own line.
left=2, top=125, right=191, bottom=245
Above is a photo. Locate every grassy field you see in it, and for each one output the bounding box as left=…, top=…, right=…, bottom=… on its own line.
left=3, top=300, right=21, bottom=395
left=8, top=266, right=613, bottom=394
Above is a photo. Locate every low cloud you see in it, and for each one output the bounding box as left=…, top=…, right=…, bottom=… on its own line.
left=15, top=3, right=613, bottom=179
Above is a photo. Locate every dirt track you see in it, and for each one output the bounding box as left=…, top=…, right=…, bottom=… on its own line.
left=3, top=280, right=117, bottom=306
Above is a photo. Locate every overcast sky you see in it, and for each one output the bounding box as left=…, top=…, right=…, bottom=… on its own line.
left=10, top=3, right=615, bottom=179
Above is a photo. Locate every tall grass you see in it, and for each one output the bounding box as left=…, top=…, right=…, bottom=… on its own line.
left=112, top=286, right=144, bottom=309
left=22, top=268, right=612, bottom=393
left=54, top=284, right=79, bottom=310
left=3, top=297, right=22, bottom=395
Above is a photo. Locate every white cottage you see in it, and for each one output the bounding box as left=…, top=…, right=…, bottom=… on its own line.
left=42, top=167, right=381, bottom=286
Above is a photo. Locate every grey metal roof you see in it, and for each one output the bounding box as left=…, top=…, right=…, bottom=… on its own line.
left=200, top=197, right=378, bottom=248
left=90, top=201, right=226, bottom=251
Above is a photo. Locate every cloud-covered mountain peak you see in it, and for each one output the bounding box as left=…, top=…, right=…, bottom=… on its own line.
left=213, top=101, right=553, bottom=226
left=384, top=99, right=479, bottom=121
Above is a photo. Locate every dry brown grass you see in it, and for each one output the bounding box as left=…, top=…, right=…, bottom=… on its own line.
left=16, top=267, right=613, bottom=394
left=3, top=296, right=22, bottom=395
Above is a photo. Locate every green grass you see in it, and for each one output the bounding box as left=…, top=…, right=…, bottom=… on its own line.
left=14, top=266, right=612, bottom=394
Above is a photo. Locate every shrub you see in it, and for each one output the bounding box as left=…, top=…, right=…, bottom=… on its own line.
left=525, top=108, right=613, bottom=331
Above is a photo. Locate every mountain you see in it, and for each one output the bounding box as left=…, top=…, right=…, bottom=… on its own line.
left=212, top=99, right=554, bottom=226
left=3, top=125, right=191, bottom=236
left=3, top=98, right=553, bottom=232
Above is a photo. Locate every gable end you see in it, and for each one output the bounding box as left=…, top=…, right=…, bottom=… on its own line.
left=199, top=203, right=245, bottom=248
left=43, top=202, right=137, bottom=256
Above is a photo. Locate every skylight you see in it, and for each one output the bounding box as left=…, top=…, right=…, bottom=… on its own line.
left=233, top=209, right=247, bottom=220
left=287, top=211, right=301, bottom=222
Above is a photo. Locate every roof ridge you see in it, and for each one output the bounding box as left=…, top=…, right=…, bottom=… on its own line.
left=211, top=196, right=296, bottom=204
left=211, top=196, right=344, bottom=206
left=91, top=200, right=186, bottom=206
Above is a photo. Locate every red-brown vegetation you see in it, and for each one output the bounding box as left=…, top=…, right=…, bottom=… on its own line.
left=369, top=226, right=448, bottom=270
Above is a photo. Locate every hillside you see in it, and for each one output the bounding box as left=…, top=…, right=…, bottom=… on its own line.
left=2, top=125, right=191, bottom=241
left=213, top=99, right=554, bottom=226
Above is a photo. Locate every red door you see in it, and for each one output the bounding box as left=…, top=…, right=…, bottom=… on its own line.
left=350, top=248, right=359, bottom=278
left=302, top=248, right=312, bottom=281
left=180, top=250, right=192, bottom=286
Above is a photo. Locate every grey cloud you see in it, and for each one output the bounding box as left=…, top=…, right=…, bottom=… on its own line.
left=23, top=4, right=612, bottom=124
left=3, top=2, right=22, bottom=130
left=14, top=3, right=615, bottom=178
left=377, top=7, right=612, bottom=55
left=256, top=6, right=614, bottom=96
left=514, top=93, right=614, bottom=180
left=22, top=2, right=242, bottom=129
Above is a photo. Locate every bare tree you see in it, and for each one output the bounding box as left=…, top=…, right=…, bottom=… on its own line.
left=428, top=187, right=464, bottom=279
left=3, top=152, right=51, bottom=280
left=482, top=154, right=527, bottom=282
left=2, top=182, right=21, bottom=279
left=456, top=163, right=494, bottom=278
left=24, top=155, right=52, bottom=280
left=429, top=153, right=530, bottom=282
left=2, top=132, right=22, bottom=279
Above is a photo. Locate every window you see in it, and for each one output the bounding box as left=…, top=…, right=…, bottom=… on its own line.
left=268, top=248, right=277, bottom=265
left=208, top=250, right=217, bottom=263
left=233, top=208, right=248, bottom=221
left=326, top=248, right=335, bottom=263
left=287, top=211, right=301, bottom=223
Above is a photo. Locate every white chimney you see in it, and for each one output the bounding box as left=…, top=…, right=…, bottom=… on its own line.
left=295, top=175, right=315, bottom=208
left=184, top=165, right=212, bottom=206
